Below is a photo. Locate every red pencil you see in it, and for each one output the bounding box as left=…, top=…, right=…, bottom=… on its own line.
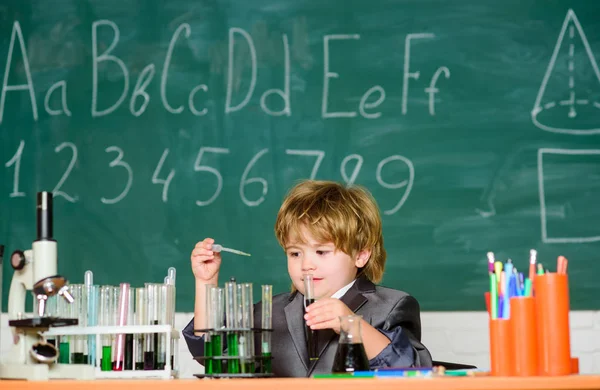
left=557, top=255, right=568, bottom=274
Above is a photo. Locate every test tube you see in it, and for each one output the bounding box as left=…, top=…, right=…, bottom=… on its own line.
left=99, top=285, right=114, bottom=371
left=203, top=284, right=215, bottom=374
left=165, top=272, right=176, bottom=369
left=236, top=284, right=247, bottom=373
left=168, top=267, right=176, bottom=286
left=304, top=274, right=319, bottom=361
left=111, top=286, right=120, bottom=369
left=70, top=284, right=85, bottom=364
left=225, top=279, right=240, bottom=373
left=45, top=294, right=58, bottom=347
left=114, top=283, right=130, bottom=371
left=241, top=283, right=254, bottom=373
left=156, top=283, right=172, bottom=370
left=144, top=283, right=160, bottom=370
left=57, top=285, right=72, bottom=364
left=261, top=285, right=272, bottom=373
left=85, top=271, right=97, bottom=366
left=134, top=287, right=146, bottom=370
left=210, top=286, right=224, bottom=374
left=125, top=289, right=134, bottom=370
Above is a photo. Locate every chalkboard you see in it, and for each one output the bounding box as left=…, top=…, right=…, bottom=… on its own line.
left=2, top=0, right=600, bottom=312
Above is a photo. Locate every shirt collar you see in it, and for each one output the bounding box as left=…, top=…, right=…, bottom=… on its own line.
left=331, top=279, right=356, bottom=299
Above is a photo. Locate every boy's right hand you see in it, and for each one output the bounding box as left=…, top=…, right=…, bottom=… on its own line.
left=190, top=238, right=221, bottom=283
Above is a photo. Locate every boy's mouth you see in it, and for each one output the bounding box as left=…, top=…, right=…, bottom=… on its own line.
left=301, top=277, right=323, bottom=282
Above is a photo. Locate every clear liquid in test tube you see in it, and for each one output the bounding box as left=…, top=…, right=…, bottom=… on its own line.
left=261, top=285, right=272, bottom=374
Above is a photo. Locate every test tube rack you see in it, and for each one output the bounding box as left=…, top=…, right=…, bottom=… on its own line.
left=193, top=326, right=274, bottom=379
left=44, top=323, right=180, bottom=379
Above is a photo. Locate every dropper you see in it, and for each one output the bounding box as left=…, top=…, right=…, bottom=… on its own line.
left=211, top=244, right=251, bottom=257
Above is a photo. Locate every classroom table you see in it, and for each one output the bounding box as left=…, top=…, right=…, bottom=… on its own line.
left=2, top=376, right=600, bottom=390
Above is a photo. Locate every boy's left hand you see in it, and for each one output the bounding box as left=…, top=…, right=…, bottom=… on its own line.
left=304, top=298, right=353, bottom=334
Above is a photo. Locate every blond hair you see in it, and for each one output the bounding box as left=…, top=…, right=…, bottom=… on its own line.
left=275, top=180, right=386, bottom=284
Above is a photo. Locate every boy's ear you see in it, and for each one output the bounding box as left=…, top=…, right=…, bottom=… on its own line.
left=354, top=249, right=371, bottom=268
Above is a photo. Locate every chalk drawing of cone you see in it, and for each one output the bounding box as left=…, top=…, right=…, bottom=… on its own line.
left=531, top=9, right=600, bottom=135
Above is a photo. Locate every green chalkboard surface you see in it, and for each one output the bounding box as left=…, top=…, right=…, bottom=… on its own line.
left=2, top=1, right=600, bottom=312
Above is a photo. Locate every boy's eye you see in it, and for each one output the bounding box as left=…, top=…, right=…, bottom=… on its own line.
left=288, top=251, right=300, bottom=257
left=316, top=250, right=329, bottom=256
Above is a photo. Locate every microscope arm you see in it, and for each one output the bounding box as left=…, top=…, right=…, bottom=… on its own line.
left=7, top=250, right=34, bottom=321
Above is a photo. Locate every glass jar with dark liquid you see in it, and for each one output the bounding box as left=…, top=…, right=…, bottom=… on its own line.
left=331, top=315, right=369, bottom=373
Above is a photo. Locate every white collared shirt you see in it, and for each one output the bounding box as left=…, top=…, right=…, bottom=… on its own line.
left=331, top=279, right=356, bottom=299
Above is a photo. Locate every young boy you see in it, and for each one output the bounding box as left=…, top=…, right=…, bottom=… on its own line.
left=183, top=180, right=432, bottom=377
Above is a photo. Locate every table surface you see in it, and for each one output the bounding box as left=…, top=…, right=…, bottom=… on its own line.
left=2, top=375, right=600, bottom=390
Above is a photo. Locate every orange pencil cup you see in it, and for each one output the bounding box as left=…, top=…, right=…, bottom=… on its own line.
left=510, top=296, right=538, bottom=376
left=489, top=318, right=515, bottom=376
left=535, top=273, right=571, bottom=376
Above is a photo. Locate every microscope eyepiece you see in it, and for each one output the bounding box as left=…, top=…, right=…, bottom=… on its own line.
left=36, top=192, right=53, bottom=241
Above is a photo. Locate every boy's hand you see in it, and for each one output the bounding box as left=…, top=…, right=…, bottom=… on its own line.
left=190, top=238, right=221, bottom=283
left=304, top=298, right=353, bottom=334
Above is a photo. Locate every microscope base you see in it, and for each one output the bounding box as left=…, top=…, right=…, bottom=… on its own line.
left=0, top=362, right=95, bottom=380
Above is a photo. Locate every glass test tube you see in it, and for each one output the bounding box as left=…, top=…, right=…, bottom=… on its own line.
left=168, top=267, right=176, bottom=286
left=144, top=283, right=160, bottom=370
left=165, top=275, right=176, bottom=370
left=85, top=271, right=97, bottom=366
left=114, top=283, right=130, bottom=371
left=99, top=285, right=114, bottom=371
left=236, top=284, right=247, bottom=373
left=210, top=286, right=224, bottom=374
left=241, top=283, right=254, bottom=373
left=156, top=284, right=171, bottom=370
left=125, top=289, right=134, bottom=370
left=225, top=280, right=240, bottom=373
left=57, top=285, right=72, bottom=364
left=70, top=284, right=86, bottom=364
left=111, top=286, right=120, bottom=368
left=134, top=287, right=146, bottom=370
left=203, top=284, right=215, bottom=374
left=261, top=285, right=273, bottom=373
left=45, top=294, right=58, bottom=347
left=304, top=274, right=319, bottom=361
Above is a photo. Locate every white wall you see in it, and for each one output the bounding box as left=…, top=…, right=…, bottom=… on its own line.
left=2, top=311, right=599, bottom=378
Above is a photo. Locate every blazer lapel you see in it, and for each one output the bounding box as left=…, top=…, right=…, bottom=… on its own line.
left=307, top=277, right=371, bottom=375
left=284, top=292, right=309, bottom=371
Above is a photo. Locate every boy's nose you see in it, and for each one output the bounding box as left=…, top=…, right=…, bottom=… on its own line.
left=301, top=256, right=316, bottom=272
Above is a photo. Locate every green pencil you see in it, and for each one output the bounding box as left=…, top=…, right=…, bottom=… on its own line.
left=524, top=278, right=532, bottom=297
left=490, top=273, right=498, bottom=319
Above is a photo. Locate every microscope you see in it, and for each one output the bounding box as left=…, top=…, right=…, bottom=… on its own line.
left=0, top=192, right=95, bottom=380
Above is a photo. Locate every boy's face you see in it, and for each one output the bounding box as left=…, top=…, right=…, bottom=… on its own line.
left=285, top=225, right=370, bottom=299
